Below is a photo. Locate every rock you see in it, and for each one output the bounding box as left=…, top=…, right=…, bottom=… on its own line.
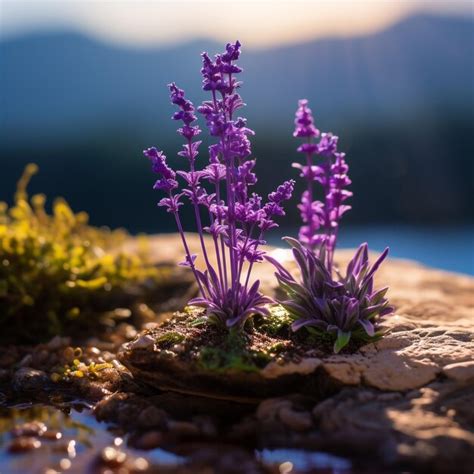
left=136, top=405, right=167, bottom=429
left=278, top=406, right=313, bottom=431
left=11, top=422, right=46, bottom=438
left=132, top=430, right=163, bottom=450
left=442, top=361, right=474, bottom=383
left=256, top=398, right=292, bottom=421
left=100, top=446, right=127, bottom=467
left=130, top=334, right=155, bottom=351
left=119, top=236, right=474, bottom=471
left=8, top=436, right=41, bottom=453
left=167, top=420, right=200, bottom=437
left=260, top=358, right=322, bottom=379
left=12, top=368, right=48, bottom=392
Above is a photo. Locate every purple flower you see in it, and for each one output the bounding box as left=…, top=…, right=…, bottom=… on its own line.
left=292, top=100, right=351, bottom=270
left=267, top=239, right=393, bottom=353
left=168, top=83, right=201, bottom=141
left=293, top=99, right=320, bottom=138
left=144, top=41, right=293, bottom=329
left=144, top=147, right=178, bottom=193
left=271, top=100, right=392, bottom=353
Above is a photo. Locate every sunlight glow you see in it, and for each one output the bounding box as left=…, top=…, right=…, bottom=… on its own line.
left=0, top=0, right=471, bottom=48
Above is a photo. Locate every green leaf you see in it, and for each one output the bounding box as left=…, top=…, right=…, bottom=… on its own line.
left=190, top=317, right=208, bottom=327
left=334, top=330, right=351, bottom=353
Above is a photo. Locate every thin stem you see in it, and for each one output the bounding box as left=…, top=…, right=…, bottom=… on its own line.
left=215, top=182, right=228, bottom=292
left=172, top=206, right=206, bottom=297
left=243, top=230, right=264, bottom=292
left=187, top=140, right=218, bottom=294
left=305, top=146, right=315, bottom=253
left=322, top=156, right=333, bottom=273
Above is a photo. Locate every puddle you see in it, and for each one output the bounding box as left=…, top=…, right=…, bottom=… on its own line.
left=257, top=448, right=351, bottom=473
left=0, top=403, right=353, bottom=473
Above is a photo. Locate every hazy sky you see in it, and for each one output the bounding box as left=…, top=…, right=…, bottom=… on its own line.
left=1, top=0, right=472, bottom=48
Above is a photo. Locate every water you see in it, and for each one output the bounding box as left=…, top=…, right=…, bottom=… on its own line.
left=270, top=225, right=474, bottom=276
left=0, top=404, right=352, bottom=473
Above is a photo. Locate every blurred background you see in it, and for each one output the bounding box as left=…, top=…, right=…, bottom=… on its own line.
left=1, top=0, right=473, bottom=274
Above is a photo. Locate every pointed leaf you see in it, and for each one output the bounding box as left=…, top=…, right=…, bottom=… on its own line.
left=334, top=330, right=351, bottom=353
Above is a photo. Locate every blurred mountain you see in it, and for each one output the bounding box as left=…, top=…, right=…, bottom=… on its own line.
left=0, top=13, right=473, bottom=231
left=1, top=13, right=473, bottom=142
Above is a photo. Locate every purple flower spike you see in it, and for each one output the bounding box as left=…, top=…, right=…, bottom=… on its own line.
left=144, top=41, right=293, bottom=329
left=291, top=100, right=352, bottom=270
left=294, top=99, right=320, bottom=138
left=268, top=99, right=392, bottom=353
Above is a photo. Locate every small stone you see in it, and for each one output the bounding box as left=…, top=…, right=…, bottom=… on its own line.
left=193, top=416, right=218, bottom=437
left=63, top=347, right=75, bottom=362
left=167, top=420, right=200, bottom=436
left=12, top=422, right=47, bottom=438
left=133, top=431, right=163, bottom=450
left=130, top=334, right=155, bottom=351
left=278, top=406, right=313, bottom=432
left=8, top=436, right=41, bottom=453
left=86, top=382, right=112, bottom=400
left=33, top=349, right=49, bottom=365
left=18, top=354, right=33, bottom=368
left=133, top=457, right=149, bottom=471
left=47, top=336, right=70, bottom=350
left=12, top=367, right=48, bottom=392
left=100, top=446, right=127, bottom=467
left=256, top=398, right=292, bottom=421
left=261, top=358, right=322, bottom=379
left=86, top=347, right=101, bottom=356
left=42, top=430, right=62, bottom=441
left=137, top=406, right=167, bottom=429
left=378, top=392, right=403, bottom=402
left=442, top=361, right=474, bottom=382
left=0, top=368, right=10, bottom=382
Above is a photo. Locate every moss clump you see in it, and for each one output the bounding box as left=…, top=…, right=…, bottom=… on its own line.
left=197, top=331, right=270, bottom=373
left=50, top=347, right=114, bottom=382
left=0, top=165, right=164, bottom=342
left=255, top=305, right=293, bottom=337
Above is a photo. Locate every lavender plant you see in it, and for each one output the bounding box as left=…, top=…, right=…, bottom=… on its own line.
left=144, top=41, right=294, bottom=329
left=268, top=100, right=393, bottom=353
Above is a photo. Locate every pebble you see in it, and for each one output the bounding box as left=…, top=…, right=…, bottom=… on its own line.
left=12, top=367, right=49, bottom=392
left=193, top=416, right=218, bottom=437
left=0, top=368, right=10, bottom=382
left=133, top=430, right=163, bottom=450
left=167, top=420, right=200, bottom=436
left=42, top=430, right=62, bottom=441
left=11, top=422, right=46, bottom=438
left=100, top=446, right=127, bottom=467
left=18, top=354, right=33, bottom=368
left=256, top=398, right=292, bottom=421
left=278, top=406, right=313, bottom=432
left=137, top=406, right=167, bottom=429
left=130, top=334, right=155, bottom=351
left=86, top=346, right=101, bottom=356
left=8, top=436, right=41, bottom=453
left=85, top=382, right=112, bottom=401
left=47, top=336, right=71, bottom=350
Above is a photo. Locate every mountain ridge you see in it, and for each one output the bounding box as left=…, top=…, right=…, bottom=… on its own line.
left=1, top=13, right=473, bottom=143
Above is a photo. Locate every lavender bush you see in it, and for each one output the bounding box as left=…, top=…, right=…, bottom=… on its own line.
left=144, top=41, right=294, bottom=329
left=268, top=100, right=393, bottom=352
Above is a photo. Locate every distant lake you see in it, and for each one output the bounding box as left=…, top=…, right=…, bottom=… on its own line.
left=268, top=225, right=474, bottom=276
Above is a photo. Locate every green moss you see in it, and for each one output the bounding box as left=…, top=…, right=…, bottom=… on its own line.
left=196, top=330, right=271, bottom=373
left=156, top=331, right=185, bottom=346
left=256, top=305, right=292, bottom=336
left=0, top=165, right=166, bottom=342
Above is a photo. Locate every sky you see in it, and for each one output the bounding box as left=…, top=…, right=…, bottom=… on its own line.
left=0, top=0, right=472, bottom=48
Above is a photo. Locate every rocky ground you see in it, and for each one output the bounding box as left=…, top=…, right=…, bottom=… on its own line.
left=0, top=234, right=473, bottom=473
